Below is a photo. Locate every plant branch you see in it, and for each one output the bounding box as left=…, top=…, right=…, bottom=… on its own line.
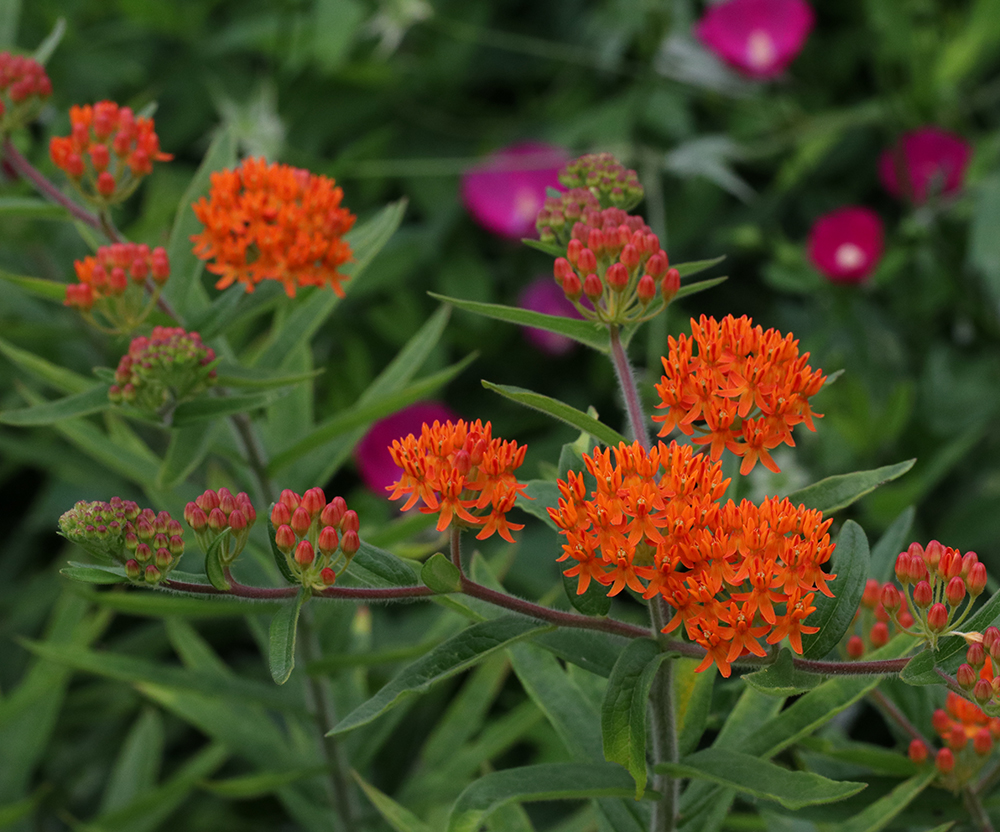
left=163, top=577, right=434, bottom=601
left=963, top=786, right=997, bottom=832
left=609, top=324, right=651, bottom=450
left=451, top=524, right=463, bottom=572
left=648, top=599, right=679, bottom=832
left=869, top=687, right=931, bottom=745
left=229, top=412, right=276, bottom=507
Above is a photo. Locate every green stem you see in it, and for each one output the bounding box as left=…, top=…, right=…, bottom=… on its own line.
left=609, top=325, right=651, bottom=450
left=963, top=785, right=996, bottom=832
left=229, top=412, right=275, bottom=506
left=648, top=600, right=678, bottom=832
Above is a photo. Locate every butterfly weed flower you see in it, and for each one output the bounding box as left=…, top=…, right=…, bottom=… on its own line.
left=49, top=101, right=172, bottom=207
left=914, top=692, right=1000, bottom=790
left=387, top=419, right=529, bottom=542
left=0, top=52, right=52, bottom=134
left=108, top=326, right=217, bottom=416
left=64, top=242, right=170, bottom=333
left=653, top=314, right=827, bottom=475
left=59, top=499, right=184, bottom=585
left=191, top=157, right=356, bottom=298
left=269, top=488, right=360, bottom=589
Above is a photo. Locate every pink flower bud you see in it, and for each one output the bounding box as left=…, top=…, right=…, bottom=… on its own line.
left=169, top=535, right=184, bottom=556
left=320, top=567, right=336, bottom=586
left=294, top=539, right=315, bottom=567
left=587, top=228, right=604, bottom=255
left=932, top=709, right=949, bottom=734
left=318, top=526, right=339, bottom=557
left=320, top=497, right=347, bottom=529
left=279, top=489, right=301, bottom=510
left=275, top=524, right=296, bottom=555
left=661, top=268, right=680, bottom=302
left=301, top=487, right=326, bottom=516
left=207, top=507, right=227, bottom=533
left=143, top=563, right=161, bottom=583
left=219, top=491, right=237, bottom=517
left=125, top=559, right=142, bottom=580
left=135, top=543, right=152, bottom=562
left=553, top=257, right=573, bottom=286
left=196, top=490, right=220, bottom=513
left=290, top=506, right=311, bottom=537
left=341, top=529, right=360, bottom=557
left=228, top=509, right=247, bottom=531
left=186, top=503, right=207, bottom=531
left=270, top=501, right=291, bottom=528
left=962, top=551, right=979, bottom=577
left=155, top=548, right=172, bottom=569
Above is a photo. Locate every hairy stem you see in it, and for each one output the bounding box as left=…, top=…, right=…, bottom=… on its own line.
left=609, top=325, right=651, bottom=450
left=451, top=525, right=463, bottom=573
left=648, top=600, right=678, bottom=832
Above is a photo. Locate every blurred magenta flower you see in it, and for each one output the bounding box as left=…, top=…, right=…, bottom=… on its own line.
left=695, top=0, right=814, bottom=80
left=355, top=401, right=459, bottom=496
left=519, top=276, right=582, bottom=356
left=807, top=206, right=884, bottom=284
left=878, top=127, right=973, bottom=205
left=461, top=142, right=568, bottom=239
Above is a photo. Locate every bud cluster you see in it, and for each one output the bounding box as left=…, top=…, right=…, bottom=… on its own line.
left=270, top=488, right=361, bottom=590
left=0, top=52, right=52, bottom=133
left=535, top=188, right=600, bottom=246
left=49, top=100, right=172, bottom=206
left=551, top=206, right=680, bottom=326
left=951, top=627, right=1000, bottom=715
left=59, top=498, right=184, bottom=585
left=883, top=540, right=987, bottom=649
left=65, top=243, right=171, bottom=333
left=908, top=692, right=1000, bottom=789
left=109, top=326, right=217, bottom=413
left=184, top=488, right=257, bottom=568
left=844, top=578, right=915, bottom=659
left=557, top=152, right=644, bottom=211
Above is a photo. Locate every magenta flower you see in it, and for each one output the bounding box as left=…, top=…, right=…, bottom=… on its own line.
left=878, top=127, right=973, bottom=205
left=461, top=142, right=569, bottom=239
left=519, top=276, right=582, bottom=356
left=355, top=402, right=459, bottom=496
left=695, top=0, right=814, bottom=80
left=807, top=206, right=884, bottom=284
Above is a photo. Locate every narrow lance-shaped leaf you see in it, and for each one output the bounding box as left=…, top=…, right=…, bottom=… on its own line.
left=353, top=770, right=436, bottom=832
left=204, top=529, right=232, bottom=592
left=0, top=384, right=110, bottom=425
left=268, top=588, right=308, bottom=685
left=655, top=748, right=865, bottom=810
left=785, top=460, right=915, bottom=513
left=60, top=562, right=129, bottom=584
left=329, top=617, right=552, bottom=735
left=831, top=767, right=937, bottom=832
left=0, top=267, right=67, bottom=299
left=602, top=638, right=670, bottom=797
left=171, top=388, right=293, bottom=426
left=800, top=520, right=870, bottom=659
left=201, top=765, right=330, bottom=799
left=673, top=657, right=716, bottom=757
left=0, top=335, right=94, bottom=394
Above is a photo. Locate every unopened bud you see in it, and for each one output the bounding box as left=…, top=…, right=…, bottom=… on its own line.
left=341, top=529, right=360, bottom=557
left=562, top=272, right=582, bottom=300
left=135, top=542, right=152, bottom=563
left=620, top=244, right=640, bottom=269
left=553, top=257, right=574, bottom=286
left=290, top=506, right=311, bottom=537
left=974, top=679, right=994, bottom=706
left=275, top=524, right=296, bottom=555
left=318, top=526, right=339, bottom=557
left=974, top=727, right=993, bottom=756
left=862, top=578, right=880, bottom=607
left=947, top=726, right=967, bottom=751
left=155, top=548, right=172, bottom=569
left=927, top=603, right=949, bottom=633
left=880, top=583, right=902, bottom=613
left=342, top=510, right=359, bottom=534
left=583, top=273, right=602, bottom=301
left=968, top=563, right=988, bottom=596
left=925, top=540, right=945, bottom=570
left=125, top=559, right=142, bottom=580
left=636, top=274, right=656, bottom=304
left=169, top=535, right=184, bottom=556
left=932, top=709, right=949, bottom=734
left=271, top=501, right=291, bottom=527
left=606, top=262, right=629, bottom=291
left=894, top=552, right=911, bottom=584
left=870, top=621, right=889, bottom=647
left=144, top=564, right=161, bottom=584
left=294, top=539, right=315, bottom=567
left=661, top=268, right=680, bottom=302
left=320, top=567, right=336, bottom=586
left=968, top=642, right=987, bottom=669
left=186, top=505, right=207, bottom=531
left=207, top=507, right=227, bottom=533
left=301, top=487, right=326, bottom=516
left=196, top=490, right=220, bottom=513
left=935, top=747, right=955, bottom=773
left=957, top=663, right=977, bottom=690
left=945, top=576, right=966, bottom=607
left=279, top=489, right=301, bottom=510
left=846, top=635, right=864, bottom=659
left=908, top=739, right=928, bottom=764
left=913, top=581, right=933, bottom=609
left=321, top=496, right=347, bottom=528
left=228, top=509, right=247, bottom=531
left=962, top=551, right=979, bottom=577
left=577, top=247, right=597, bottom=274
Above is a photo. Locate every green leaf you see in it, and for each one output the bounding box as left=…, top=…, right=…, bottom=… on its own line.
left=329, top=617, right=551, bottom=735
left=0, top=793, right=41, bottom=828
left=347, top=540, right=419, bottom=588
left=672, top=275, right=729, bottom=301
left=515, top=480, right=559, bottom=530
left=673, top=255, right=726, bottom=279
left=743, top=648, right=823, bottom=696
left=60, top=562, right=129, bottom=584
left=673, top=657, right=715, bottom=757
left=204, top=529, right=232, bottom=592
left=266, top=515, right=297, bottom=584
left=0, top=335, right=94, bottom=394
left=482, top=381, right=625, bottom=447
left=164, top=126, right=238, bottom=321
left=171, top=388, right=292, bottom=425
left=0, top=384, right=109, bottom=425
left=602, top=639, right=669, bottom=797
left=200, top=765, right=329, bottom=799
left=353, top=770, right=435, bottom=832
left=800, top=520, right=871, bottom=659
left=157, top=422, right=217, bottom=488
left=0, top=267, right=66, bottom=299
left=87, top=588, right=283, bottom=618
left=100, top=709, right=164, bottom=813
left=268, top=589, right=307, bottom=685
left=213, top=364, right=324, bottom=389
left=421, top=553, right=462, bottom=594
left=429, top=291, right=611, bottom=353
left=561, top=570, right=612, bottom=617
left=785, top=460, right=916, bottom=513
left=656, top=748, right=865, bottom=810
left=33, top=16, right=66, bottom=64
left=830, top=767, right=937, bottom=832
left=447, top=763, right=638, bottom=832
left=871, top=506, right=916, bottom=583
left=897, top=650, right=940, bottom=686
left=933, top=585, right=1000, bottom=670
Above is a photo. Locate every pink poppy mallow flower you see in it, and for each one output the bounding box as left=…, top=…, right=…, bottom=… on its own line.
left=695, top=0, right=814, bottom=80
left=519, top=276, right=582, bottom=356
left=461, top=142, right=569, bottom=239
left=807, top=207, right=884, bottom=284
left=354, top=402, right=459, bottom=496
left=878, top=127, right=973, bottom=205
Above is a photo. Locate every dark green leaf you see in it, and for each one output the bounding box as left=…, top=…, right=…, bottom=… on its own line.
left=171, top=388, right=292, bottom=425
left=482, top=381, right=625, bottom=447
left=347, top=540, right=419, bottom=588
left=897, top=650, right=940, bottom=686
left=86, top=588, right=284, bottom=618
left=268, top=589, right=307, bottom=685
left=447, top=763, right=638, bottom=832
left=800, top=520, right=870, bottom=659
left=871, top=507, right=916, bottom=583
left=672, top=275, right=728, bottom=301
left=157, top=422, right=217, bottom=488
left=204, top=529, right=232, bottom=592
left=100, top=709, right=164, bottom=813
left=785, top=460, right=915, bottom=513
left=353, top=770, right=435, bottom=832
left=265, top=515, right=297, bottom=584
left=0, top=335, right=94, bottom=394
left=602, top=638, right=669, bottom=797
left=201, top=765, right=329, bottom=799
left=673, top=255, right=726, bottom=278
left=520, top=238, right=564, bottom=257
left=0, top=267, right=66, bottom=299
left=561, top=570, right=612, bottom=617
left=516, top=480, right=559, bottom=530
left=60, top=562, right=128, bottom=584
left=214, top=364, right=324, bottom=389
left=329, top=617, right=551, bottom=735
left=656, top=748, right=865, bottom=810
left=421, top=553, right=462, bottom=593
left=742, top=648, right=823, bottom=696
left=673, top=657, right=715, bottom=757
left=831, top=768, right=937, bottom=832
left=0, top=384, right=109, bottom=425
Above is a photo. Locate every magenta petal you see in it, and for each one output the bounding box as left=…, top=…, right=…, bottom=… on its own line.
left=695, top=0, right=814, bottom=80
left=878, top=126, right=973, bottom=205
left=807, top=206, right=884, bottom=284
left=518, top=276, right=582, bottom=356
left=354, top=402, right=459, bottom=496
left=461, top=142, right=569, bottom=239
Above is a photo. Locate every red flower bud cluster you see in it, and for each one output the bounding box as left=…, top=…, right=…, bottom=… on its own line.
left=109, top=326, right=217, bottom=413
left=557, top=152, right=644, bottom=211
left=184, top=488, right=257, bottom=567
left=844, top=578, right=914, bottom=658
left=910, top=692, right=1000, bottom=786
left=535, top=187, right=601, bottom=245
left=65, top=242, right=170, bottom=332
left=191, top=157, right=356, bottom=298
left=49, top=101, right=172, bottom=205
left=387, top=419, right=529, bottom=543
left=59, top=498, right=184, bottom=585
left=653, top=314, right=826, bottom=475
left=885, top=540, right=987, bottom=649
left=270, top=488, right=360, bottom=589
left=551, top=206, right=679, bottom=325
left=0, top=52, right=52, bottom=132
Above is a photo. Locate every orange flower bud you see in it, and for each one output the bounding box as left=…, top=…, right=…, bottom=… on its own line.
left=927, top=603, right=949, bottom=633
left=661, top=267, right=680, bottom=302
left=342, top=509, right=359, bottom=534
left=913, top=580, right=933, bottom=609
left=637, top=274, right=656, bottom=304
left=320, top=567, right=336, bottom=586
left=567, top=238, right=583, bottom=265
left=583, top=273, right=602, bottom=301
left=895, top=552, right=911, bottom=584
left=320, top=496, right=347, bottom=529
left=290, top=506, right=311, bottom=537
left=301, top=487, right=326, bottom=516
left=935, top=747, right=955, bottom=773
left=968, top=563, right=988, bottom=597
left=862, top=578, right=880, bottom=607
left=870, top=621, right=889, bottom=647
left=294, top=539, right=315, bottom=567
left=957, top=663, right=977, bottom=690
left=318, top=526, right=339, bottom=557
left=562, top=272, right=582, bottom=300
left=945, top=576, right=966, bottom=607
left=606, top=262, right=629, bottom=291
left=925, top=539, right=945, bottom=571
left=577, top=247, right=597, bottom=274
left=341, top=529, right=360, bottom=557
left=275, top=524, right=295, bottom=555
left=553, top=257, right=574, bottom=285
left=620, top=243, right=640, bottom=269
left=846, top=635, right=864, bottom=659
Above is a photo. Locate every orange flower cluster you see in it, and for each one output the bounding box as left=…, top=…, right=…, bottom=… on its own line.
left=844, top=578, right=914, bottom=659
left=387, top=419, right=528, bottom=542
left=911, top=692, right=1000, bottom=781
left=49, top=101, right=171, bottom=204
left=549, top=440, right=835, bottom=677
left=653, top=315, right=827, bottom=475
left=191, top=157, right=356, bottom=298
left=0, top=52, right=51, bottom=131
